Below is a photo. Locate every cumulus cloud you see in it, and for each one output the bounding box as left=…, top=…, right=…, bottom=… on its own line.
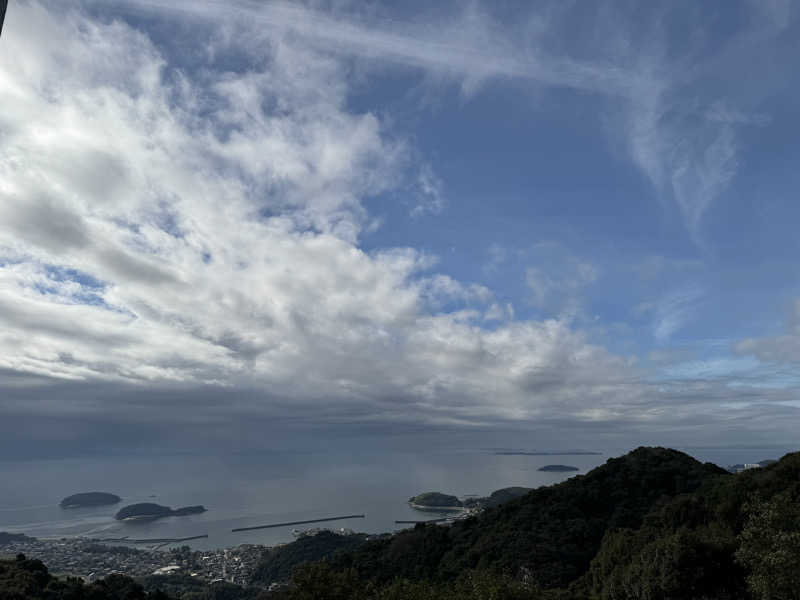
left=0, top=1, right=639, bottom=434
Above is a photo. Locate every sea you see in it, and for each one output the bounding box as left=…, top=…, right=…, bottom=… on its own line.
left=0, top=446, right=789, bottom=551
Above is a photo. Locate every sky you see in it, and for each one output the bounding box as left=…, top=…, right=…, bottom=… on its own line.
left=1, top=0, right=799, bottom=458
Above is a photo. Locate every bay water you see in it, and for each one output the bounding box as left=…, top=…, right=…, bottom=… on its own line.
left=0, top=447, right=786, bottom=551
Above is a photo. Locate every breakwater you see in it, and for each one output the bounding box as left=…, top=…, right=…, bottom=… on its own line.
left=231, top=514, right=365, bottom=532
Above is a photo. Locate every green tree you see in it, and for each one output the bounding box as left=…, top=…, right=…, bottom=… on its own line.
left=736, top=492, right=800, bottom=600
left=289, top=562, right=367, bottom=600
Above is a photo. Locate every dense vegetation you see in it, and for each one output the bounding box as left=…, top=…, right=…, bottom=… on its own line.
left=60, top=492, right=121, bottom=508
left=139, top=574, right=264, bottom=600
left=580, top=449, right=800, bottom=600
left=252, top=531, right=369, bottom=585
left=463, top=486, right=532, bottom=509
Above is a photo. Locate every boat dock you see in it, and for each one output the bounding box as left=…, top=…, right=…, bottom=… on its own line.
left=231, top=514, right=365, bottom=533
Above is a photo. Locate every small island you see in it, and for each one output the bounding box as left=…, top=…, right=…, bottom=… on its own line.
left=538, top=465, right=579, bottom=472
left=60, top=492, right=121, bottom=508
left=408, top=492, right=463, bottom=511
left=114, top=503, right=207, bottom=522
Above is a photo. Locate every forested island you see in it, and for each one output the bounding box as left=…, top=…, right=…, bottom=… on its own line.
left=114, top=503, right=206, bottom=521
left=408, top=492, right=463, bottom=510
left=59, top=492, right=121, bottom=508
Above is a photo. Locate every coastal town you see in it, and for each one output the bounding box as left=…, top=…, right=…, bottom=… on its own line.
left=0, top=535, right=267, bottom=586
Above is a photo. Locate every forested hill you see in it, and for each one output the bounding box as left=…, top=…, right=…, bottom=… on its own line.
left=581, top=449, right=800, bottom=600
left=327, top=447, right=728, bottom=588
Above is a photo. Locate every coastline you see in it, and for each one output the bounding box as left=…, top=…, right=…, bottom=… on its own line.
left=408, top=503, right=465, bottom=512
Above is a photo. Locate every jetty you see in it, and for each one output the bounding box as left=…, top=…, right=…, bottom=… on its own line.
left=231, top=514, right=365, bottom=533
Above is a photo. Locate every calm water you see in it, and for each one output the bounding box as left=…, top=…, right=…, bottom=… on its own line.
left=0, top=447, right=787, bottom=550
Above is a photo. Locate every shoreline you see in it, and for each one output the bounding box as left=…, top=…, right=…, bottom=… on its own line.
left=408, top=503, right=465, bottom=512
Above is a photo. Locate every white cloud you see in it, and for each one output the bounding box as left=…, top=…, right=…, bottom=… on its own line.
left=623, top=82, right=743, bottom=242
left=410, top=164, right=445, bottom=218
left=0, top=2, right=639, bottom=429
left=484, top=302, right=514, bottom=323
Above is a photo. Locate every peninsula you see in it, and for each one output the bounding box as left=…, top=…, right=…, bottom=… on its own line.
left=114, top=503, right=206, bottom=521
left=59, top=492, right=121, bottom=508
left=538, top=464, right=579, bottom=472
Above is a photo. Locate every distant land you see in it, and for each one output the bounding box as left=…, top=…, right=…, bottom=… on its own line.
left=494, top=450, right=602, bottom=456
left=0, top=532, right=35, bottom=546
left=59, top=492, right=121, bottom=508
left=538, top=464, right=579, bottom=472
left=114, top=503, right=206, bottom=521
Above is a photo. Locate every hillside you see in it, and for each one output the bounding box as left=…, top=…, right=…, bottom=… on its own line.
left=483, top=486, right=532, bottom=508
left=251, top=531, right=369, bottom=585
left=581, top=450, right=800, bottom=599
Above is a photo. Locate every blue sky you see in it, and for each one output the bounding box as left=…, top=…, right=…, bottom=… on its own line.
left=1, top=0, right=799, bottom=456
